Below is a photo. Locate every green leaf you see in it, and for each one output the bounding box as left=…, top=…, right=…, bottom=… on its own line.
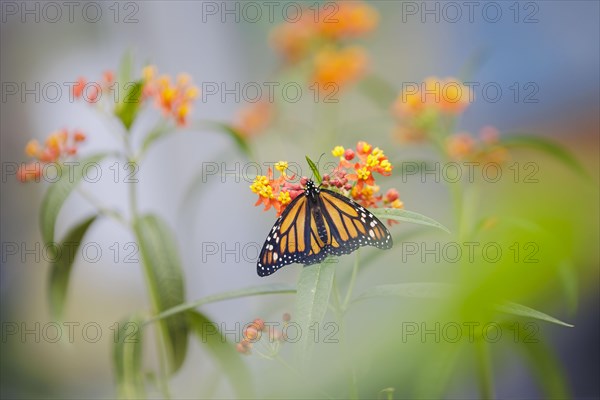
left=305, top=155, right=322, bottom=184
left=557, top=259, right=578, bottom=314
left=117, top=51, right=134, bottom=87
left=48, top=215, right=98, bottom=321
left=187, top=311, right=253, bottom=398
left=353, top=283, right=574, bottom=327
left=501, top=134, right=589, bottom=180
left=357, top=73, right=397, bottom=110
left=345, top=228, right=427, bottom=278
left=133, top=214, right=188, bottom=374
left=295, top=262, right=336, bottom=362
left=413, top=343, right=464, bottom=398
left=198, top=121, right=252, bottom=158
left=40, top=153, right=107, bottom=246
left=352, top=282, right=455, bottom=304
left=146, top=283, right=296, bottom=324
left=371, top=208, right=451, bottom=233
left=140, top=123, right=176, bottom=156
left=115, top=80, right=143, bottom=131
left=113, top=314, right=145, bottom=399
left=516, top=332, right=570, bottom=398
left=495, top=301, right=574, bottom=327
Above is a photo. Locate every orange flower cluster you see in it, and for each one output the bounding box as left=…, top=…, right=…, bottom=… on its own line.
left=392, top=77, right=472, bottom=144
left=327, top=141, right=403, bottom=214
left=73, top=66, right=199, bottom=126
left=249, top=142, right=403, bottom=223
left=17, top=129, right=86, bottom=182
left=142, top=66, right=199, bottom=126
left=311, top=46, right=368, bottom=94
left=446, top=126, right=508, bottom=164
left=393, top=77, right=472, bottom=117
left=236, top=315, right=291, bottom=355
left=233, top=100, right=275, bottom=138
left=250, top=161, right=303, bottom=216
left=318, top=1, right=379, bottom=39
left=73, top=70, right=115, bottom=103
left=271, top=1, right=377, bottom=92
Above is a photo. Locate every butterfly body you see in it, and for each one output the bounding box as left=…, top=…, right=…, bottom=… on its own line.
left=257, top=179, right=392, bottom=276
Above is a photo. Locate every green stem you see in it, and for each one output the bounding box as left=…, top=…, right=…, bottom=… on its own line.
left=332, top=269, right=359, bottom=399
left=75, top=187, right=127, bottom=227
left=123, top=132, right=172, bottom=399
left=342, top=250, right=360, bottom=311
left=476, top=339, right=494, bottom=399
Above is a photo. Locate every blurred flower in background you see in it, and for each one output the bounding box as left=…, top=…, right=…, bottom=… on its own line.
left=233, top=100, right=275, bottom=138
left=271, top=1, right=377, bottom=94
left=17, top=129, right=86, bottom=182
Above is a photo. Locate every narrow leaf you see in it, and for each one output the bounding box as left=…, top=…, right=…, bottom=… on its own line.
left=517, top=332, right=570, bottom=398
left=295, top=262, right=336, bottom=362
left=113, top=314, right=145, bottom=399
left=495, top=301, right=574, bottom=327
left=117, top=50, right=134, bottom=86
left=187, top=311, right=253, bottom=398
left=353, top=283, right=574, bottom=327
left=305, top=155, right=322, bottom=184
left=501, top=134, right=589, bottom=180
left=140, top=123, right=175, bottom=156
left=146, top=283, right=296, bottom=324
left=197, top=121, right=252, bottom=158
left=40, top=153, right=107, bottom=246
left=371, top=208, right=451, bottom=233
left=115, top=81, right=143, bottom=131
left=49, top=215, right=98, bottom=320
left=557, top=259, right=578, bottom=314
left=134, top=214, right=188, bottom=374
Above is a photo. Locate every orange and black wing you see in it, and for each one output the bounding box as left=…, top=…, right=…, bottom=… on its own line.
left=257, top=194, right=310, bottom=276
left=301, top=189, right=392, bottom=266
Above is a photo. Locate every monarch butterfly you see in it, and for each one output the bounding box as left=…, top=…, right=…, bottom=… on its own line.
left=257, top=179, right=392, bottom=276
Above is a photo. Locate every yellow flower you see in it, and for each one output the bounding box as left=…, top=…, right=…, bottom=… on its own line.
left=176, top=73, right=191, bottom=86
left=142, top=65, right=157, bottom=81
left=25, top=140, right=40, bottom=157
left=332, top=146, right=345, bottom=158
left=390, top=199, right=404, bottom=209
left=250, top=176, right=270, bottom=194
left=278, top=191, right=291, bottom=205
left=161, top=86, right=176, bottom=103
left=380, top=159, right=392, bottom=172
left=175, top=103, right=191, bottom=125
left=371, top=147, right=383, bottom=158
left=357, top=141, right=372, bottom=154
left=275, top=161, right=288, bottom=174
left=366, top=154, right=380, bottom=168
left=260, top=185, right=274, bottom=199
left=185, top=86, right=200, bottom=100
left=45, top=133, right=62, bottom=152
left=357, top=167, right=371, bottom=180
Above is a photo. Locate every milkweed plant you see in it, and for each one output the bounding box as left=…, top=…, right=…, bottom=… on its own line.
left=17, top=1, right=589, bottom=399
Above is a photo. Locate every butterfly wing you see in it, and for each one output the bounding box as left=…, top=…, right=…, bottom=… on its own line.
left=257, top=187, right=393, bottom=275
left=257, top=194, right=310, bottom=276
left=312, top=189, right=392, bottom=262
